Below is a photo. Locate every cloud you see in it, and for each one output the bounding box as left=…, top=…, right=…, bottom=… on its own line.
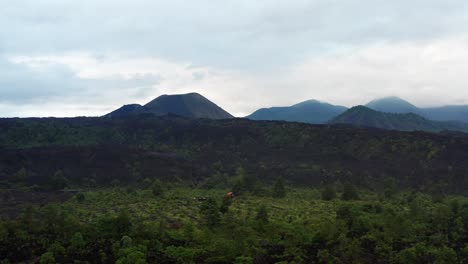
left=2, top=1, right=468, bottom=68
left=1, top=1, right=468, bottom=117
left=1, top=53, right=256, bottom=117
left=288, top=37, right=468, bottom=108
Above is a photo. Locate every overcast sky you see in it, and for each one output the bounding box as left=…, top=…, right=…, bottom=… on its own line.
left=2, top=0, right=468, bottom=117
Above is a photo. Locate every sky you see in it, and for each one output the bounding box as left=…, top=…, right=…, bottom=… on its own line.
left=2, top=0, right=468, bottom=117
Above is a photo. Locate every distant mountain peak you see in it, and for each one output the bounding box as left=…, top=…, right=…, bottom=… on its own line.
left=367, top=96, right=414, bottom=105
left=105, top=92, right=233, bottom=119
left=366, top=96, right=419, bottom=114
left=292, top=99, right=324, bottom=107
left=246, top=99, right=347, bottom=124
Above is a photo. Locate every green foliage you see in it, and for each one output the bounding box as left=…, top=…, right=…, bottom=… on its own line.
left=6, top=186, right=468, bottom=263
left=116, top=245, right=147, bottom=264
left=70, top=232, right=86, bottom=249
left=75, top=193, right=85, bottom=203
left=39, top=252, right=55, bottom=264
left=164, top=246, right=200, bottom=263
left=272, top=176, right=286, bottom=198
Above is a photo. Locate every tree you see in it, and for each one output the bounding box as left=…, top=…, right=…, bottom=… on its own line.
left=115, top=210, right=132, bottom=235
left=232, top=166, right=247, bottom=195
left=121, top=236, right=133, bottom=248
left=75, top=193, right=85, bottom=203
left=13, top=168, right=28, bottom=185
left=321, top=185, right=337, bottom=201
left=255, top=205, right=269, bottom=224
left=341, top=183, right=360, bottom=201
left=200, top=198, right=220, bottom=226
left=116, top=245, right=147, bottom=264
left=47, top=243, right=65, bottom=261
left=39, top=252, right=55, bottom=264
left=151, top=180, right=164, bottom=197
left=111, top=179, right=121, bottom=187
left=183, top=223, right=195, bottom=242
left=69, top=232, right=86, bottom=257
left=220, top=195, right=233, bottom=214
left=383, top=178, right=397, bottom=199
left=50, top=170, right=68, bottom=190
left=272, top=176, right=286, bottom=198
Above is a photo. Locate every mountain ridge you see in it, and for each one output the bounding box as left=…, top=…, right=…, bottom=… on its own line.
left=330, top=105, right=468, bottom=133
left=366, top=96, right=468, bottom=123
left=246, top=100, right=347, bottom=124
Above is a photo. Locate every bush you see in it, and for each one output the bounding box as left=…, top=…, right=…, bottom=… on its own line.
left=220, top=195, right=232, bottom=214
left=151, top=180, right=164, bottom=197
left=39, top=252, right=55, bottom=264
left=322, top=185, right=337, bottom=201
left=256, top=205, right=269, bottom=224
left=50, top=170, right=68, bottom=190
left=341, top=183, right=360, bottom=201
left=76, top=193, right=85, bottom=203
left=272, top=176, right=286, bottom=198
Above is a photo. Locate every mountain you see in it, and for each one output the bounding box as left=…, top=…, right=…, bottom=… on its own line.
left=366, top=96, right=468, bottom=123
left=106, top=93, right=233, bottom=119
left=246, top=100, right=347, bottom=124
left=330, top=105, right=468, bottom=133
left=422, top=105, right=468, bottom=123
left=366, top=96, right=420, bottom=114
left=105, top=104, right=142, bottom=118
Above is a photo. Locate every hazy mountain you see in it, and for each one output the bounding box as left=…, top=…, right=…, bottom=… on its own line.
left=330, top=105, right=468, bottom=133
left=366, top=96, right=468, bottom=123
left=106, top=93, right=233, bottom=119
left=366, top=96, right=420, bottom=114
left=246, top=100, right=347, bottom=124
left=423, top=105, right=468, bottom=123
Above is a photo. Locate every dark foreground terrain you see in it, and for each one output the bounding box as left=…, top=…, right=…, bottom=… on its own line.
left=1, top=115, right=468, bottom=263
left=1, top=116, right=468, bottom=193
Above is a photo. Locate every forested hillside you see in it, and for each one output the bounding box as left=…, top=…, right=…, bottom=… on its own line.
left=1, top=116, right=468, bottom=194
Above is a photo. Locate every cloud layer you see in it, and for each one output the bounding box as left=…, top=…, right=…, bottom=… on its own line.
left=1, top=0, right=468, bottom=117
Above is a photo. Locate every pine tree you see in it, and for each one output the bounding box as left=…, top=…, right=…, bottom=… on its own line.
left=256, top=205, right=269, bottom=224
left=200, top=198, right=220, bottom=226
left=272, top=176, right=286, bottom=198
left=151, top=180, right=164, bottom=197
left=220, top=195, right=232, bottom=214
